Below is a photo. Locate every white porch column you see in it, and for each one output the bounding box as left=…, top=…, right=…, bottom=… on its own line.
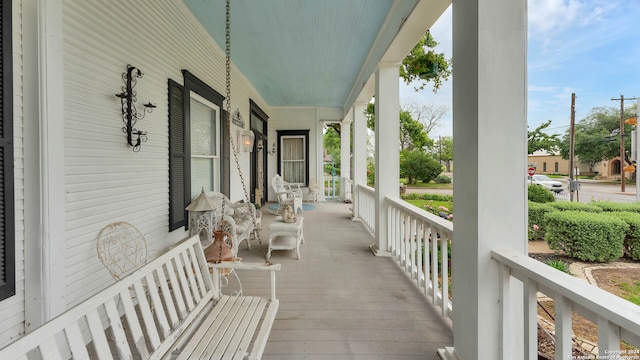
left=372, top=64, right=399, bottom=256
left=352, top=102, right=368, bottom=219
left=444, top=0, right=527, bottom=359
left=23, top=0, right=66, bottom=330
left=340, top=115, right=351, bottom=200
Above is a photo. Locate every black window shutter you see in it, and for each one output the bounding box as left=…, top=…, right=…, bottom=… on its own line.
left=0, top=0, right=15, bottom=301
left=168, top=79, right=186, bottom=231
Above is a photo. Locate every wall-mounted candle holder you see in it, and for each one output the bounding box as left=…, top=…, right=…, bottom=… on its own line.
left=115, top=65, right=156, bottom=152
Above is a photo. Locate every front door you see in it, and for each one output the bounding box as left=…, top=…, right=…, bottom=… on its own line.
left=249, top=101, right=269, bottom=206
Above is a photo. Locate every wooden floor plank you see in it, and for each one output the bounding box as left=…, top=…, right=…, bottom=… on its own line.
left=233, top=203, right=453, bottom=358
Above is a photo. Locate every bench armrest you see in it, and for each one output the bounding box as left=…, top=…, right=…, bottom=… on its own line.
left=208, top=262, right=281, bottom=301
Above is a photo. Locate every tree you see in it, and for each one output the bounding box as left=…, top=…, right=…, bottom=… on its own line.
left=323, top=124, right=341, bottom=173
left=400, top=150, right=442, bottom=185
left=559, top=106, right=636, bottom=167
left=400, top=110, right=432, bottom=151
left=433, top=136, right=453, bottom=172
left=365, top=103, right=433, bottom=151
left=528, top=120, right=562, bottom=154
left=400, top=31, right=452, bottom=92
left=403, top=101, right=448, bottom=136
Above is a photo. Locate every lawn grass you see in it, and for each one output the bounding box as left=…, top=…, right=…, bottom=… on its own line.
left=619, top=281, right=640, bottom=306
left=404, top=199, right=453, bottom=212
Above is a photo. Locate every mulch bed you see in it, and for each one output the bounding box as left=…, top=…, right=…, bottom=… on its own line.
left=528, top=252, right=575, bottom=265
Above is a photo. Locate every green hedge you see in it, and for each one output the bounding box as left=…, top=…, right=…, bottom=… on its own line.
left=401, top=193, right=453, bottom=202
left=590, top=201, right=640, bottom=213
left=528, top=184, right=555, bottom=203
left=528, top=201, right=557, bottom=240
left=544, top=211, right=626, bottom=262
left=609, top=211, right=640, bottom=260
left=548, top=202, right=603, bottom=213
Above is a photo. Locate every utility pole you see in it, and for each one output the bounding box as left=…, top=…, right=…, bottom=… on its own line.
left=569, top=93, right=576, bottom=201
left=439, top=135, right=442, bottom=166
left=612, top=95, right=639, bottom=193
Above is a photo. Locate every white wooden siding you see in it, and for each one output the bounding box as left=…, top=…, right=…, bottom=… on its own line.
left=267, top=107, right=319, bottom=202
left=61, top=0, right=269, bottom=308
left=0, top=0, right=26, bottom=347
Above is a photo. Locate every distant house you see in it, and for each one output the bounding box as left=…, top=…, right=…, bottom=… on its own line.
left=527, top=151, right=631, bottom=179
left=527, top=152, right=569, bottom=175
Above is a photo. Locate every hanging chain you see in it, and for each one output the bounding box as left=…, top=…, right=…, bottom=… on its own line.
left=223, top=0, right=268, bottom=261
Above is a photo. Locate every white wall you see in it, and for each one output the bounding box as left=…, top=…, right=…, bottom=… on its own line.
left=267, top=107, right=320, bottom=202
left=60, top=0, right=269, bottom=308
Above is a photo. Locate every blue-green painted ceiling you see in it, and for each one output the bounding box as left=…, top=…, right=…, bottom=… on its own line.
left=183, top=0, right=418, bottom=109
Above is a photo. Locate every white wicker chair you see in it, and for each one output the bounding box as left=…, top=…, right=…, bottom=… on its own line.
left=271, top=174, right=303, bottom=214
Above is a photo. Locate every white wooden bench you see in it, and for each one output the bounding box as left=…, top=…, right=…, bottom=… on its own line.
left=0, top=235, right=280, bottom=360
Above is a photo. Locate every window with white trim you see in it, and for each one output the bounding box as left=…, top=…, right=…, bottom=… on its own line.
left=190, top=92, right=221, bottom=198
left=277, top=130, right=309, bottom=185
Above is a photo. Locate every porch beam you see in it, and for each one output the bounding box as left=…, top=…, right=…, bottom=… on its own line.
left=371, top=64, right=399, bottom=256
left=448, top=0, right=527, bottom=358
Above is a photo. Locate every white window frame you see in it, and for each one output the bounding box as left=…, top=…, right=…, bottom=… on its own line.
left=190, top=91, right=221, bottom=197
left=280, top=135, right=307, bottom=185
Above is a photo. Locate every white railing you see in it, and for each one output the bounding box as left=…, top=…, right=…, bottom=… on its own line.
left=323, top=175, right=340, bottom=200
left=493, top=250, right=640, bottom=359
left=554, top=192, right=570, bottom=201
left=354, top=184, right=376, bottom=235
left=386, top=197, right=454, bottom=320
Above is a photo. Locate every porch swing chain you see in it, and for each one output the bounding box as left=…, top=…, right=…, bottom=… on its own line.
left=223, top=0, right=268, bottom=262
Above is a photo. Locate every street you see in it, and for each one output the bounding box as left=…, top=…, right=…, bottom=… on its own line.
left=566, top=180, right=638, bottom=204
left=406, top=179, right=640, bottom=204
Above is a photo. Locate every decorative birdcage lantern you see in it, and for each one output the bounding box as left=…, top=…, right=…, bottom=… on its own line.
left=185, top=188, right=217, bottom=246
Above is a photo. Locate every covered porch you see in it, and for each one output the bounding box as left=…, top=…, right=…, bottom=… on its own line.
left=234, top=202, right=453, bottom=359
left=4, top=0, right=640, bottom=359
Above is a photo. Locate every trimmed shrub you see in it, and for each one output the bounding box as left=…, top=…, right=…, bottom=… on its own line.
left=528, top=201, right=557, bottom=240
left=608, top=211, right=640, bottom=260
left=420, top=193, right=453, bottom=202
left=435, top=174, right=452, bottom=184
left=528, top=184, right=555, bottom=203
left=545, top=259, right=571, bottom=274
left=548, top=202, right=603, bottom=213
left=544, top=211, right=626, bottom=262
left=590, top=201, right=640, bottom=213
left=402, top=193, right=420, bottom=200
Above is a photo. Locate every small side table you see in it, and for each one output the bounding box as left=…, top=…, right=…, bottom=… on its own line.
left=267, top=216, right=304, bottom=259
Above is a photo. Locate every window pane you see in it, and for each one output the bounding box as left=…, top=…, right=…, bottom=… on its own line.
left=283, top=137, right=304, bottom=160
left=284, top=161, right=305, bottom=183
left=282, top=136, right=305, bottom=183
left=190, top=98, right=217, bottom=156
left=191, top=157, right=213, bottom=199
left=251, top=113, right=264, bottom=134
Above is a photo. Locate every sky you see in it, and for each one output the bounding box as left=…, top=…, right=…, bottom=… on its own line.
left=400, top=0, right=640, bottom=139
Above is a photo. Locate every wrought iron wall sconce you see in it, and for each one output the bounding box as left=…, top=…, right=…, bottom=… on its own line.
left=116, top=65, right=156, bottom=152
left=256, top=140, right=276, bottom=155
left=267, top=142, right=276, bottom=155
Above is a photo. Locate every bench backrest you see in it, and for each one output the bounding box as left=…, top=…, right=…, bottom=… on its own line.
left=0, top=236, right=215, bottom=360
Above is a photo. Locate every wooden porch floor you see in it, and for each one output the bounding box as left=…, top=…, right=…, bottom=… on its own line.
left=232, top=201, right=453, bottom=360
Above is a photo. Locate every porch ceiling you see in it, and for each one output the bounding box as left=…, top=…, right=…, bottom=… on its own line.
left=182, top=0, right=440, bottom=111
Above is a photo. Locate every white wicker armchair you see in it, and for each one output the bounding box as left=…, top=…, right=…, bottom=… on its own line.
left=271, top=174, right=303, bottom=214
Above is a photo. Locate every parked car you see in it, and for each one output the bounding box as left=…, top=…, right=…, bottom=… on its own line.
left=528, top=174, right=564, bottom=193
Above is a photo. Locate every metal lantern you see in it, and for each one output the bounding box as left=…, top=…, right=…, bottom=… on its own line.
left=185, top=188, right=217, bottom=246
